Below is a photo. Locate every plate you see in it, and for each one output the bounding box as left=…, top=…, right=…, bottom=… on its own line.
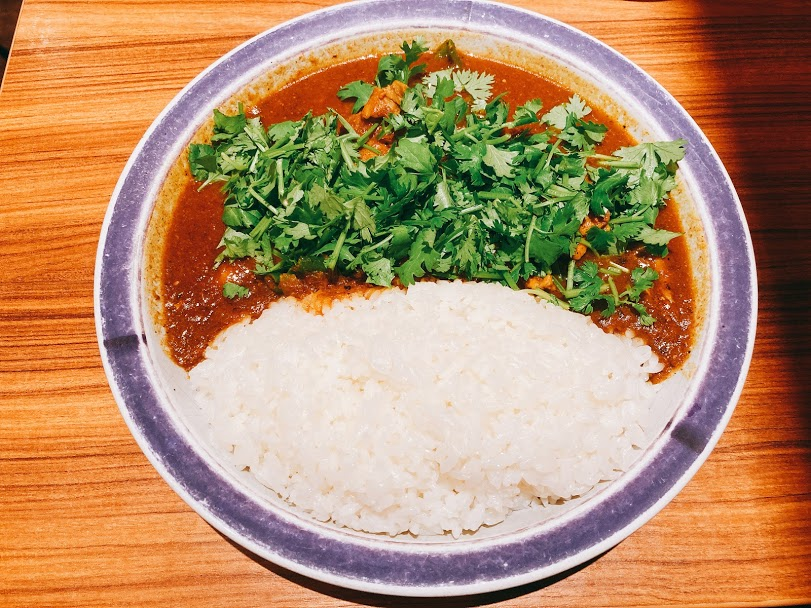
left=95, top=0, right=756, bottom=596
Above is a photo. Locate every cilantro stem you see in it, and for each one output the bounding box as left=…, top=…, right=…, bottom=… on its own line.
left=476, top=191, right=511, bottom=200
left=609, top=261, right=629, bottom=273
left=334, top=112, right=359, bottom=137
left=600, top=266, right=622, bottom=276
left=264, top=143, right=306, bottom=159
left=437, top=226, right=466, bottom=248
left=502, top=271, right=520, bottom=290
left=276, top=159, right=284, bottom=199
left=249, top=215, right=273, bottom=240
left=348, top=233, right=394, bottom=267
left=248, top=187, right=279, bottom=215
left=361, top=144, right=382, bottom=156
left=525, top=288, right=570, bottom=309
left=326, top=218, right=352, bottom=271
left=458, top=204, right=484, bottom=215
left=542, top=139, right=563, bottom=170
left=566, top=259, right=575, bottom=292
left=256, top=259, right=285, bottom=275
left=544, top=184, right=576, bottom=199
left=356, top=125, right=378, bottom=147
left=471, top=271, right=502, bottom=280
left=449, top=127, right=471, bottom=142
left=339, top=139, right=357, bottom=172
left=485, top=133, right=511, bottom=145
left=524, top=215, right=537, bottom=264
left=610, top=215, right=646, bottom=224
left=599, top=160, right=640, bottom=169
left=607, top=275, right=620, bottom=306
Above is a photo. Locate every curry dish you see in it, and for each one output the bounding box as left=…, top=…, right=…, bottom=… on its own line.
left=161, top=47, right=694, bottom=380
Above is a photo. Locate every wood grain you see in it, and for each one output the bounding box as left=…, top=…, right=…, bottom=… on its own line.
left=1, top=0, right=809, bottom=606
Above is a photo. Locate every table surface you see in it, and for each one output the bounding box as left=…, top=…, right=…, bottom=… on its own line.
left=1, top=0, right=810, bottom=606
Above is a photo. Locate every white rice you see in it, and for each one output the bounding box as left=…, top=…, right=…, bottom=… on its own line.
left=189, top=280, right=662, bottom=537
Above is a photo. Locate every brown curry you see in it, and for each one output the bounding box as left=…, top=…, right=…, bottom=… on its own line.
left=161, top=53, right=694, bottom=381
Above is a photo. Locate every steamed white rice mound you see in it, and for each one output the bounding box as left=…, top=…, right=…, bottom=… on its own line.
left=190, top=280, right=662, bottom=537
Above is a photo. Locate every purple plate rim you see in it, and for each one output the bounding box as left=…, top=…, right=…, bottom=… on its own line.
left=94, top=0, right=757, bottom=597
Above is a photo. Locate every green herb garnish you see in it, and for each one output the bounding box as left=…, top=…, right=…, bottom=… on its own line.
left=189, top=40, right=686, bottom=322
left=222, top=282, right=250, bottom=299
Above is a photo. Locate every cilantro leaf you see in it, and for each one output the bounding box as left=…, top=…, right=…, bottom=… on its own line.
left=309, top=183, right=345, bottom=220
left=542, top=94, right=591, bottom=129
left=624, top=267, right=659, bottom=301
left=610, top=220, right=646, bottom=242
left=483, top=144, right=517, bottom=178
left=361, top=257, right=395, bottom=286
left=637, top=225, right=681, bottom=246
left=512, top=99, right=543, bottom=126
left=585, top=227, right=617, bottom=253
left=376, top=38, right=428, bottom=86
left=395, top=137, right=435, bottom=174
left=188, top=144, right=217, bottom=181
left=423, top=68, right=494, bottom=111
left=337, top=80, right=375, bottom=113
left=630, top=302, right=656, bottom=326
left=402, top=38, right=429, bottom=65
left=614, top=139, right=687, bottom=177
left=396, top=229, right=437, bottom=285
left=223, top=282, right=250, bottom=299
left=567, top=261, right=604, bottom=313
left=213, top=108, right=247, bottom=134
left=352, top=198, right=376, bottom=241
left=434, top=177, right=453, bottom=209
left=453, top=69, right=494, bottom=106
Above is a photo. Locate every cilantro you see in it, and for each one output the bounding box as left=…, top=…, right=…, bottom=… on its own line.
left=222, top=282, right=250, bottom=299
left=483, top=144, right=517, bottom=178
left=567, top=261, right=605, bottom=314
left=423, top=68, right=494, bottom=111
left=556, top=261, right=659, bottom=324
left=361, top=257, right=395, bottom=287
left=624, top=267, right=658, bottom=301
left=614, top=140, right=687, bottom=177
left=189, top=40, right=688, bottom=325
left=376, top=38, right=428, bottom=86
left=542, top=95, right=590, bottom=129
left=188, top=144, right=217, bottom=181
left=637, top=225, right=681, bottom=247
left=435, top=39, right=463, bottom=66
left=395, top=137, right=435, bottom=174
left=337, top=80, right=375, bottom=113
left=585, top=227, right=617, bottom=253
left=213, top=107, right=247, bottom=134
left=512, top=99, right=543, bottom=127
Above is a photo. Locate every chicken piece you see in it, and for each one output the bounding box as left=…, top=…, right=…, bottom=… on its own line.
left=214, top=259, right=255, bottom=289
left=572, top=242, right=588, bottom=260
left=525, top=275, right=554, bottom=290
left=360, top=81, right=408, bottom=120
left=345, top=97, right=396, bottom=160
left=345, top=112, right=371, bottom=135
left=578, top=211, right=611, bottom=237
left=344, top=113, right=390, bottom=160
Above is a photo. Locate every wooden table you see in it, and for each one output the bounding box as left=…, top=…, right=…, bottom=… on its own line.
left=1, top=1, right=809, bottom=606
